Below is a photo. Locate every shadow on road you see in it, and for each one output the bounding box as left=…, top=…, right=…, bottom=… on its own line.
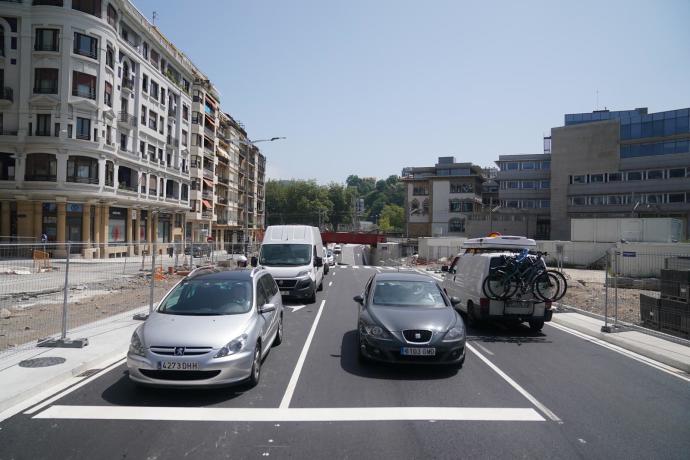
left=339, top=330, right=459, bottom=380
left=100, top=368, right=248, bottom=407
left=466, top=321, right=552, bottom=345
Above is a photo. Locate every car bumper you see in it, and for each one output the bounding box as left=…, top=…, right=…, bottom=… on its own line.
left=126, top=349, right=254, bottom=388
left=276, top=278, right=315, bottom=299
left=360, top=337, right=466, bottom=365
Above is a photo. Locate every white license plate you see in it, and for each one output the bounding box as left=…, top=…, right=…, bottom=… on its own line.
left=505, top=301, right=532, bottom=313
left=280, top=290, right=290, bottom=295
left=158, top=361, right=199, bottom=371
left=400, top=347, right=436, bottom=356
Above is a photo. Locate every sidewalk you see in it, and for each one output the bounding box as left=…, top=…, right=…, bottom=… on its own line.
left=551, top=311, right=690, bottom=373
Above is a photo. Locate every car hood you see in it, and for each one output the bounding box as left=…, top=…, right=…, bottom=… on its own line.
left=142, top=312, right=254, bottom=348
left=367, top=305, right=456, bottom=332
left=261, top=265, right=311, bottom=279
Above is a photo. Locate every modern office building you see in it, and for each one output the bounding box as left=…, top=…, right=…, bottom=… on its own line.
left=402, top=157, right=487, bottom=237
left=0, top=0, right=267, bottom=255
left=550, top=107, right=690, bottom=240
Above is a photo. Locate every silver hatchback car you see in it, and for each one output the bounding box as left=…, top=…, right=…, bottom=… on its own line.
left=127, top=267, right=284, bottom=388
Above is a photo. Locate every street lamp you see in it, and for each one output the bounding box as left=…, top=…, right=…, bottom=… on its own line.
left=229, top=136, right=285, bottom=257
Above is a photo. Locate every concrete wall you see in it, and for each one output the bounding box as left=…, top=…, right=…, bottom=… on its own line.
left=418, top=237, right=467, bottom=262
left=537, top=240, right=614, bottom=267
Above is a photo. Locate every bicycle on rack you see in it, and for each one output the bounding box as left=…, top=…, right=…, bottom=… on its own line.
left=482, top=250, right=567, bottom=302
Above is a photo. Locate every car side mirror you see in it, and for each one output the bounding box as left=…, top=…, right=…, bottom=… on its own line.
left=441, top=265, right=448, bottom=272
left=260, top=303, right=276, bottom=313
left=315, top=257, right=323, bottom=267
left=250, top=256, right=258, bottom=267
left=353, top=295, right=364, bottom=305
left=450, top=296, right=461, bottom=307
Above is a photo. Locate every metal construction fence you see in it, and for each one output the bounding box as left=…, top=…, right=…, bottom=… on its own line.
left=0, top=241, right=260, bottom=358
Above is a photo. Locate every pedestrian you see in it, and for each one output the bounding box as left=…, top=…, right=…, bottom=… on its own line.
left=237, top=255, right=248, bottom=268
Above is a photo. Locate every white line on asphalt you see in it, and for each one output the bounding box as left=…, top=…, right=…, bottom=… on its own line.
left=328, top=281, right=333, bottom=287
left=288, top=305, right=307, bottom=313
left=473, top=343, right=495, bottom=356
left=547, top=322, right=690, bottom=383
left=467, top=343, right=562, bottom=423
left=34, top=405, right=545, bottom=422
left=352, top=266, right=359, bottom=269
left=22, top=355, right=126, bottom=416
left=279, top=299, right=327, bottom=409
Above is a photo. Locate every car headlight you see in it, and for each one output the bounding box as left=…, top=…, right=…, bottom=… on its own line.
left=296, top=270, right=311, bottom=278
left=360, top=323, right=393, bottom=340
left=443, top=326, right=465, bottom=342
left=214, top=334, right=248, bottom=358
left=129, top=331, right=145, bottom=357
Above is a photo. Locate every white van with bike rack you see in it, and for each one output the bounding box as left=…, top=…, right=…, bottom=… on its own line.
left=440, top=235, right=554, bottom=332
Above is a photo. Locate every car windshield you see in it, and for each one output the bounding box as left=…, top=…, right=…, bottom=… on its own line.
left=157, top=279, right=252, bottom=315
left=372, top=280, right=446, bottom=308
left=259, top=244, right=312, bottom=266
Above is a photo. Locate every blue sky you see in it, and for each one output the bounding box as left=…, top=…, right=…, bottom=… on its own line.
left=134, top=0, right=690, bottom=184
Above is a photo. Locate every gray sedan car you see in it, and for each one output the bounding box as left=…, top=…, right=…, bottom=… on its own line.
left=127, top=267, right=283, bottom=388
left=354, top=272, right=466, bottom=367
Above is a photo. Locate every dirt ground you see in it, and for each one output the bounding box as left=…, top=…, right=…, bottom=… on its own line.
left=560, top=269, right=654, bottom=324
left=0, top=275, right=180, bottom=351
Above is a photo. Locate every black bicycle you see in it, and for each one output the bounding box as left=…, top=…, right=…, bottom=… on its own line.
left=482, top=251, right=566, bottom=302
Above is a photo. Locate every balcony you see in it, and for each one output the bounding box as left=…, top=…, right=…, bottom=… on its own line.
left=0, top=87, right=13, bottom=102
left=72, top=87, right=96, bottom=100
left=117, top=112, right=137, bottom=127
left=25, top=174, right=57, bottom=182
left=204, top=126, right=215, bottom=138
left=67, top=176, right=99, bottom=185
left=201, top=211, right=214, bottom=220
left=203, top=148, right=215, bottom=160
left=218, top=176, right=230, bottom=185
left=203, top=169, right=214, bottom=180
left=0, top=129, right=18, bottom=136
left=122, top=77, right=134, bottom=91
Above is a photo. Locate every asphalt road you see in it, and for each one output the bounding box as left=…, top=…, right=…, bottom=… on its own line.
left=1, top=245, right=689, bottom=459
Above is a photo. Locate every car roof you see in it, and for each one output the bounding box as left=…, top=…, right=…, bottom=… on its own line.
left=187, top=267, right=264, bottom=281
left=373, top=272, right=436, bottom=282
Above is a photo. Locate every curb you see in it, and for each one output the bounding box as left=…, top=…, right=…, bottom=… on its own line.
left=551, top=314, right=690, bottom=373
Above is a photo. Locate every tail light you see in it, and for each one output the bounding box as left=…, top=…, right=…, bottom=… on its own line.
left=480, top=297, right=490, bottom=308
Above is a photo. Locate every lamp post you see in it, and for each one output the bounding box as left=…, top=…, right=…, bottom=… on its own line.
left=229, top=137, right=285, bottom=257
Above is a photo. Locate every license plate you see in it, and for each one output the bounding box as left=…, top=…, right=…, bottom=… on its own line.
left=400, top=347, right=436, bottom=356
left=157, top=361, right=199, bottom=371
left=280, top=290, right=290, bottom=295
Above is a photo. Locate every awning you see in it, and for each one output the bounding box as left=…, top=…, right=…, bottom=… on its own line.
left=202, top=200, right=211, bottom=209
left=203, top=178, right=214, bottom=188
left=217, top=147, right=229, bottom=160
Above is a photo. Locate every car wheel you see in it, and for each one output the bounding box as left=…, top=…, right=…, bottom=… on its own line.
left=317, top=279, right=324, bottom=291
left=529, top=320, right=544, bottom=332
left=307, top=287, right=317, bottom=304
left=248, top=342, right=262, bottom=387
left=273, top=313, right=283, bottom=347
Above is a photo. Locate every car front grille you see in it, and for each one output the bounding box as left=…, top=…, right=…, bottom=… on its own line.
left=150, top=346, right=213, bottom=356
left=140, top=370, right=221, bottom=381
left=275, top=279, right=297, bottom=289
left=402, top=330, right=433, bottom=343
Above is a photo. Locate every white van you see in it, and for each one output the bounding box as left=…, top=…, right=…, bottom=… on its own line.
left=253, top=225, right=325, bottom=303
left=441, top=235, right=553, bottom=331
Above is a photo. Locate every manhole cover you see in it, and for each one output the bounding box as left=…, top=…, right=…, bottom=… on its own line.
left=18, top=357, right=66, bottom=368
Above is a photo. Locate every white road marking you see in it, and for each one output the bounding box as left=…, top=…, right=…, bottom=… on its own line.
left=288, top=305, right=307, bottom=313
left=467, top=343, right=562, bottom=423
left=21, top=355, right=126, bottom=416
left=473, top=343, right=495, bottom=356
left=279, top=299, right=327, bottom=409
left=328, top=281, right=333, bottom=287
left=34, top=405, right=544, bottom=422
left=547, top=322, right=690, bottom=383
left=352, top=266, right=359, bottom=269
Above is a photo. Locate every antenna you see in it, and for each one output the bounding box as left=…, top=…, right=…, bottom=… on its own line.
left=152, top=11, right=158, bottom=26
left=595, top=89, right=599, bottom=110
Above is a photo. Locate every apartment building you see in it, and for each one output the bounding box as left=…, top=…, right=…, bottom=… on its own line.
left=550, top=107, right=690, bottom=240
left=0, top=0, right=267, bottom=255
left=402, top=157, right=487, bottom=237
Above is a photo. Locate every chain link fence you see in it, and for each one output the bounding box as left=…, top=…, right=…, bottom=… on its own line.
left=0, top=241, right=262, bottom=358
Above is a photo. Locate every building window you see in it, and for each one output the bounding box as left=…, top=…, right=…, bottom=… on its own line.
left=0, top=153, right=15, bottom=180
left=571, top=196, right=586, bottom=206
left=182, top=129, right=188, bottom=147
left=506, top=162, right=519, bottom=171
left=646, top=170, right=663, bottom=180
left=182, top=104, right=189, bottom=121
left=67, top=156, right=98, bottom=184
left=107, top=4, right=117, bottom=28
left=72, top=0, right=101, bottom=17
left=159, top=116, right=164, bottom=134
left=646, top=194, right=664, bottom=205
left=521, top=161, right=535, bottom=170
left=34, top=68, right=59, bottom=94
left=608, top=172, right=622, bottom=182
left=105, top=160, right=114, bottom=186
left=105, top=46, right=114, bottom=68
left=35, top=28, right=59, bottom=52
left=72, top=71, right=96, bottom=99
left=139, top=141, right=145, bottom=157
left=521, top=180, right=536, bottom=189
left=540, top=180, right=550, bottom=189
left=590, top=196, right=606, bottom=206
left=142, top=74, right=148, bottom=93
left=668, top=193, right=686, bottom=204
left=104, top=81, right=113, bottom=107
left=35, top=114, right=51, bottom=136
left=571, top=175, right=586, bottom=184
left=76, top=117, right=91, bottom=140
left=148, top=110, right=157, bottom=130
left=25, top=153, right=57, bottom=181
left=73, top=32, right=98, bottom=59
left=412, top=185, right=429, bottom=196
left=140, top=105, right=147, bottom=124
left=608, top=195, right=623, bottom=205
left=450, top=182, right=473, bottom=193
left=160, top=88, right=165, bottom=105
left=147, top=144, right=156, bottom=160
left=668, top=168, right=686, bottom=179
left=542, top=161, right=550, bottom=170
left=449, top=218, right=465, bottom=233
left=627, top=171, right=642, bottom=181
left=150, top=80, right=159, bottom=99
left=191, top=111, right=201, bottom=124
left=142, top=42, right=148, bottom=59
left=589, top=174, right=605, bottom=183
left=120, top=133, right=127, bottom=150
left=539, top=200, right=550, bottom=208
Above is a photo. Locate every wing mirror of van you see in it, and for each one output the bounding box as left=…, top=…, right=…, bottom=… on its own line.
left=315, top=257, right=323, bottom=267
left=353, top=295, right=364, bottom=305
left=250, top=256, right=258, bottom=267
left=441, top=265, right=449, bottom=272
left=260, top=303, right=276, bottom=313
